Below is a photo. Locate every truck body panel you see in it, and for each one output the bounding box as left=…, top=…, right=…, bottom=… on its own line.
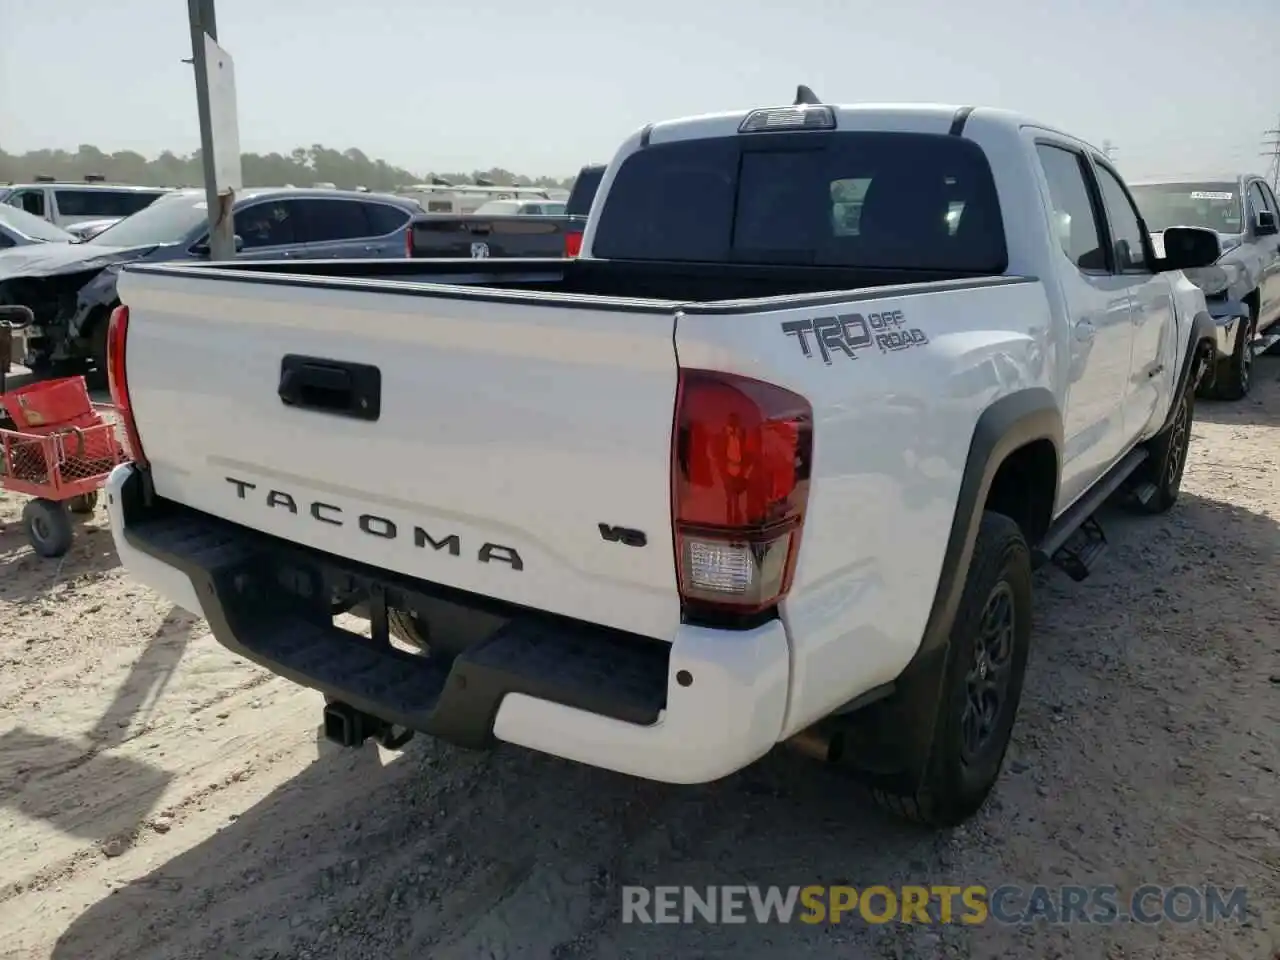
left=117, top=267, right=684, bottom=641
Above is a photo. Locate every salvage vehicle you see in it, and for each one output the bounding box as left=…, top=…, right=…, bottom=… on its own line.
left=409, top=163, right=603, bottom=259
left=103, top=90, right=1222, bottom=827
left=1130, top=175, right=1280, bottom=399
left=0, top=187, right=422, bottom=380
left=0, top=205, right=76, bottom=249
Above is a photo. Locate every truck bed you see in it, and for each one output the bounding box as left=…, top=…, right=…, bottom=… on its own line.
left=147, top=256, right=1021, bottom=306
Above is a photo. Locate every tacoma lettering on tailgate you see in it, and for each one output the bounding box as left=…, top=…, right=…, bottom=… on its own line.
left=224, top=477, right=524, bottom=570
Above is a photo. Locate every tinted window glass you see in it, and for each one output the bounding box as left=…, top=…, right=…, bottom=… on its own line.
left=1247, top=182, right=1274, bottom=224
left=55, top=189, right=163, bottom=218
left=89, top=192, right=207, bottom=246
left=1094, top=164, right=1149, bottom=273
left=1260, top=181, right=1279, bottom=217
left=294, top=199, right=371, bottom=242
left=363, top=202, right=409, bottom=235
left=0, top=233, right=13, bottom=249
left=1035, top=144, right=1106, bottom=272
left=16, top=191, right=45, bottom=217
left=592, top=132, right=1006, bottom=271
left=566, top=166, right=604, bottom=216
left=237, top=200, right=300, bottom=247
left=1128, top=181, right=1242, bottom=234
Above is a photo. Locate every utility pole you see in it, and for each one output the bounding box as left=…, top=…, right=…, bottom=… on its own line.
left=188, top=0, right=237, bottom=260
left=1263, top=117, right=1280, bottom=193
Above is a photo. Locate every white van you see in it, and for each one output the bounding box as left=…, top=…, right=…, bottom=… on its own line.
left=0, top=180, right=172, bottom=229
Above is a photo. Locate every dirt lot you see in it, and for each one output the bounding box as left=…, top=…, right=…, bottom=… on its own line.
left=0, top=366, right=1277, bottom=960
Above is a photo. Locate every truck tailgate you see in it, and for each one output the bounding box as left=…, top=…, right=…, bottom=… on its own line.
left=117, top=267, right=683, bottom=641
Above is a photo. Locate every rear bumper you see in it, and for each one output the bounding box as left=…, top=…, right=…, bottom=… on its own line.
left=104, top=464, right=790, bottom=784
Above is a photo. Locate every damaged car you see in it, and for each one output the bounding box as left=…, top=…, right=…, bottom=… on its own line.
left=1130, top=174, right=1280, bottom=399
left=0, top=186, right=423, bottom=381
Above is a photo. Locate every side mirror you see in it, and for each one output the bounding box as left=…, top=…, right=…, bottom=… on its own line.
left=1256, top=210, right=1278, bottom=237
left=1159, top=226, right=1222, bottom=271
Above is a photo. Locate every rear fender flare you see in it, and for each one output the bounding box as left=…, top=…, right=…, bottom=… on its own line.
left=841, top=388, right=1062, bottom=791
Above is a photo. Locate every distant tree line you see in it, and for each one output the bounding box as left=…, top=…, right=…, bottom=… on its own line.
left=0, top=143, right=576, bottom=192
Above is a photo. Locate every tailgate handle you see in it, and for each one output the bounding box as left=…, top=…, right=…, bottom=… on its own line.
left=278, top=355, right=381, bottom=422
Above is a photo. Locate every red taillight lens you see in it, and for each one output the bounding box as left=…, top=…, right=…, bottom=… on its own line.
left=404, top=226, right=414, bottom=258
left=564, top=231, right=583, bottom=257
left=671, top=369, right=812, bottom=618
left=106, top=305, right=147, bottom=467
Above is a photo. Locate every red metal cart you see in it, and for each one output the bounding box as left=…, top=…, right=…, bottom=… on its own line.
left=0, top=305, right=130, bottom=558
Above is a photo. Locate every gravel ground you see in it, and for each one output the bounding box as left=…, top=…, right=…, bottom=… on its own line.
left=0, top=363, right=1277, bottom=960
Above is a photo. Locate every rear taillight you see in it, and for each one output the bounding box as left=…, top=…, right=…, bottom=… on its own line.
left=671, top=369, right=812, bottom=621
left=404, top=225, right=413, bottom=258
left=107, top=305, right=147, bottom=467
left=564, top=231, right=583, bottom=257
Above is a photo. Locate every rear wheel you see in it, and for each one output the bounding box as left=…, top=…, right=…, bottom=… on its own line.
left=870, top=511, right=1032, bottom=827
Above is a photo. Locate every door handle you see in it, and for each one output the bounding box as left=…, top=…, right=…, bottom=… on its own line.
left=278, top=355, right=381, bottom=421
left=363, top=244, right=376, bottom=252
left=1074, top=320, right=1096, bottom=342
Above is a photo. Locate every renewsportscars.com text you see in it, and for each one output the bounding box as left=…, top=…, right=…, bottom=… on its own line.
left=621, top=884, right=1249, bottom=926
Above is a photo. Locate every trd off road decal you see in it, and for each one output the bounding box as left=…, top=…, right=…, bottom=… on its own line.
left=781, top=309, right=929, bottom=364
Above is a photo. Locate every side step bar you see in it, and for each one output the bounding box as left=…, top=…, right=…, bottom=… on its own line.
left=1030, top=446, right=1150, bottom=580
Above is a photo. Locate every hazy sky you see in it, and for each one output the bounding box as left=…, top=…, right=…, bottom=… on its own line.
left=2, top=0, right=1277, bottom=179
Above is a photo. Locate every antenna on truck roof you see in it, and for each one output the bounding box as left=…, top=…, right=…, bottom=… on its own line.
left=794, top=85, right=821, bottom=105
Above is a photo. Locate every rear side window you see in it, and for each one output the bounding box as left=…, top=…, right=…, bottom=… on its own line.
left=293, top=199, right=370, bottom=242
left=363, top=202, right=410, bottom=235
left=591, top=132, right=1007, bottom=271
left=14, top=190, right=45, bottom=217
left=1035, top=144, right=1107, bottom=273
left=55, top=189, right=162, bottom=218
left=237, top=200, right=300, bottom=248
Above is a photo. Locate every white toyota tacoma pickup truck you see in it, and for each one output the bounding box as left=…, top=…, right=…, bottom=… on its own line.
left=102, top=90, right=1225, bottom=827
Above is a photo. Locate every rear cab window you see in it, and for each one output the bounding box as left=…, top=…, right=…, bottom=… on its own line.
left=591, top=130, right=1007, bottom=272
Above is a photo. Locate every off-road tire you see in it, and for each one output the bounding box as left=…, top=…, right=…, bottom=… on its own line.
left=1131, top=378, right=1195, bottom=514
left=870, top=511, right=1032, bottom=827
left=1212, top=299, right=1257, bottom=401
